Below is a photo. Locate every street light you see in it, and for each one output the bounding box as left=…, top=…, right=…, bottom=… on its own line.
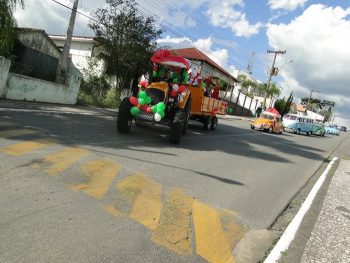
left=277, top=59, right=294, bottom=71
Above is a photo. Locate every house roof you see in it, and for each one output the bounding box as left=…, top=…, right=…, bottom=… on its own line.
left=16, top=27, right=61, bottom=54
left=171, top=48, right=237, bottom=81
left=49, top=34, right=96, bottom=43
left=296, top=104, right=307, bottom=112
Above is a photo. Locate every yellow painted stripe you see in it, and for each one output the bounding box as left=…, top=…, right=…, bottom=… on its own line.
left=0, top=138, right=58, bottom=156
left=70, top=159, right=121, bottom=200
left=104, top=205, right=123, bottom=217
left=0, top=121, right=14, bottom=127
left=192, top=200, right=235, bottom=263
left=152, top=188, right=193, bottom=255
left=116, top=173, right=162, bottom=230
left=219, top=210, right=245, bottom=252
left=0, top=129, right=39, bottom=138
left=35, top=147, right=88, bottom=176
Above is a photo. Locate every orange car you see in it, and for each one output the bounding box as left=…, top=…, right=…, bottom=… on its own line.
left=250, top=112, right=283, bottom=134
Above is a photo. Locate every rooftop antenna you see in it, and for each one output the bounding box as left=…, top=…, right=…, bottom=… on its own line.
left=246, top=51, right=255, bottom=75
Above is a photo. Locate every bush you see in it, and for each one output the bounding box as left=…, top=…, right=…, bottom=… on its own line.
left=77, top=89, right=120, bottom=109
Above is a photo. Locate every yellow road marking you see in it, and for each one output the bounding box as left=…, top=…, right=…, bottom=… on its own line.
left=70, top=159, right=121, bottom=200
left=193, top=200, right=235, bottom=263
left=0, top=121, right=14, bottom=127
left=104, top=205, right=123, bottom=217
left=220, top=210, right=245, bottom=252
left=34, top=147, right=88, bottom=176
left=0, top=138, right=58, bottom=156
left=152, top=188, right=193, bottom=255
left=0, top=129, right=39, bottom=138
left=116, top=173, right=162, bottom=230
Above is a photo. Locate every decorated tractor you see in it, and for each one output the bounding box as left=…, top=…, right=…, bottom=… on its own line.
left=117, top=50, right=228, bottom=144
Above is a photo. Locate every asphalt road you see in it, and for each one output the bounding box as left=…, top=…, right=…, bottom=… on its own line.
left=0, top=102, right=346, bottom=263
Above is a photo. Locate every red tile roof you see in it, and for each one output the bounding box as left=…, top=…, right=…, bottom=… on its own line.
left=171, top=48, right=236, bottom=81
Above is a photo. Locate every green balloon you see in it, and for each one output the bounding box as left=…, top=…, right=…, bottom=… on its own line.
left=139, top=91, right=147, bottom=99
left=202, top=82, right=206, bottom=88
left=151, top=105, right=157, bottom=113
left=138, top=98, right=146, bottom=106
left=145, top=96, right=152, bottom=104
left=157, top=102, right=165, bottom=111
left=173, top=78, right=178, bottom=84
left=130, top=106, right=140, bottom=116
left=227, top=108, right=233, bottom=113
left=153, top=71, right=158, bottom=77
left=183, top=75, right=189, bottom=84
left=158, top=110, right=165, bottom=118
left=158, top=68, right=166, bottom=78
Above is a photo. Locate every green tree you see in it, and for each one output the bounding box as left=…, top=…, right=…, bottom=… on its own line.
left=274, top=92, right=293, bottom=117
left=0, top=0, right=24, bottom=58
left=89, top=0, right=163, bottom=92
left=300, top=97, right=322, bottom=111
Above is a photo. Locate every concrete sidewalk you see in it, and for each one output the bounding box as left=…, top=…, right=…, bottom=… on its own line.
left=0, top=99, right=116, bottom=116
left=218, top=114, right=254, bottom=121
left=300, top=159, right=350, bottom=262
left=269, top=156, right=350, bottom=263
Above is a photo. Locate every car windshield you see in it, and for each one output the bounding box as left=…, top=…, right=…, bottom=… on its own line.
left=261, top=114, right=274, bottom=120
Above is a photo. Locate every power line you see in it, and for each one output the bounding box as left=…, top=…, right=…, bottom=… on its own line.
left=52, top=0, right=242, bottom=79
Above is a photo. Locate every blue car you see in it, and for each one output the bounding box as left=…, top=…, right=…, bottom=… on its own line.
left=324, top=125, right=340, bottom=135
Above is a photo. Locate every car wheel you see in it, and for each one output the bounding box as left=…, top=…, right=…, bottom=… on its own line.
left=297, top=128, right=301, bottom=135
left=268, top=127, right=273, bottom=134
left=251, top=125, right=255, bottom=130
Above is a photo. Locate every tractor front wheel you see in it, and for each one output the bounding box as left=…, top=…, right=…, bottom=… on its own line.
left=117, top=98, right=133, bottom=133
left=169, top=109, right=186, bottom=144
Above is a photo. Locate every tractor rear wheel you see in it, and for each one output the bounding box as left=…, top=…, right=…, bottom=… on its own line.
left=210, top=116, right=218, bottom=130
left=117, top=98, right=133, bottom=133
left=203, top=116, right=210, bottom=130
left=169, top=109, right=186, bottom=144
left=182, top=98, right=191, bottom=135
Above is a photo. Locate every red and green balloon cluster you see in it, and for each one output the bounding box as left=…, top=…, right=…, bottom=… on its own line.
left=129, top=91, right=166, bottom=122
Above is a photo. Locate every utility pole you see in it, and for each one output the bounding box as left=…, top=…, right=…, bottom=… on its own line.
left=262, top=50, right=286, bottom=109
left=56, top=0, right=79, bottom=84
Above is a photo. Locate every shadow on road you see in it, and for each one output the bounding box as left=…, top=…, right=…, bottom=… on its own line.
left=0, top=107, right=329, bottom=186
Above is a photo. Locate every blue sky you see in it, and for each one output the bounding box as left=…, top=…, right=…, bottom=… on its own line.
left=15, top=0, right=350, bottom=126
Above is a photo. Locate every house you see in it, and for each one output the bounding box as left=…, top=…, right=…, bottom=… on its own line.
left=0, top=27, right=82, bottom=105
left=49, top=35, right=104, bottom=77
left=13, top=28, right=63, bottom=81
left=290, top=103, right=307, bottom=115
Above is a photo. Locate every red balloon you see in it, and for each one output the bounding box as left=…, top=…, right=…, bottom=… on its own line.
left=170, top=90, right=178, bottom=97
left=141, top=105, right=148, bottom=111
left=129, top=96, right=138, bottom=106
left=139, top=81, right=148, bottom=87
left=146, top=107, right=152, bottom=113
left=178, top=85, right=186, bottom=93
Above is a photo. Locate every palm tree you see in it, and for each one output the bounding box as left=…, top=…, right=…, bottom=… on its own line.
left=0, top=0, right=24, bottom=58
left=237, top=74, right=258, bottom=95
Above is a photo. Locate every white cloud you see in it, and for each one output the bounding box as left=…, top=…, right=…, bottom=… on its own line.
left=268, top=4, right=350, bottom=125
left=14, top=0, right=93, bottom=35
left=206, top=0, right=263, bottom=37
left=268, top=0, right=308, bottom=11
